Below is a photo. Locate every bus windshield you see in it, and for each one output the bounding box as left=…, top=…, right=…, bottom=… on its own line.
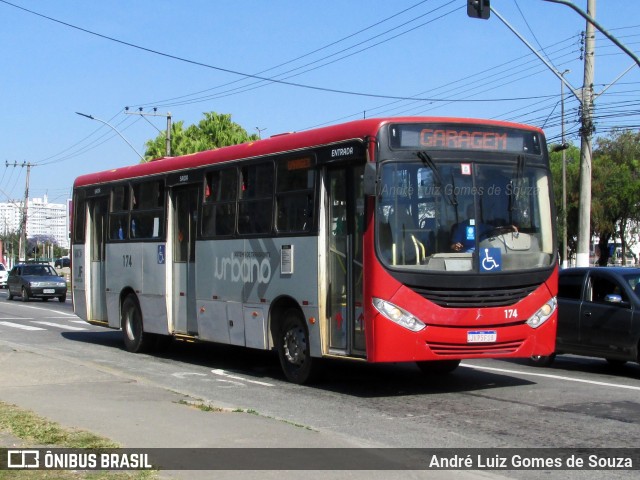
left=376, top=156, right=554, bottom=273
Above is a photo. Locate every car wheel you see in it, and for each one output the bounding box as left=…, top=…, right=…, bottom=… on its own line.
left=21, top=287, right=29, bottom=302
left=121, top=294, right=153, bottom=353
left=7, top=289, right=13, bottom=300
left=276, top=308, right=317, bottom=384
left=58, top=295, right=66, bottom=303
left=42, top=297, right=48, bottom=302
left=416, top=359, right=461, bottom=374
left=529, top=353, right=556, bottom=367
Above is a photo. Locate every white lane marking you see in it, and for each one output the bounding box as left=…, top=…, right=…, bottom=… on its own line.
left=0, top=321, right=45, bottom=331
left=10, top=304, right=76, bottom=317
left=172, top=372, right=208, bottom=379
left=31, top=321, right=87, bottom=331
left=461, top=362, right=640, bottom=392
left=211, top=369, right=274, bottom=387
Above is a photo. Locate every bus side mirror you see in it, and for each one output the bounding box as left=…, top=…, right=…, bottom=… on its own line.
left=363, top=162, right=377, bottom=196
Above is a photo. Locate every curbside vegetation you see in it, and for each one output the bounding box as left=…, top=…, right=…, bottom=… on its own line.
left=0, top=401, right=156, bottom=479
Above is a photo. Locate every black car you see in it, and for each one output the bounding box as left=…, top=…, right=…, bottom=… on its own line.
left=531, top=267, right=640, bottom=367
left=7, top=263, right=67, bottom=302
left=54, top=257, right=71, bottom=268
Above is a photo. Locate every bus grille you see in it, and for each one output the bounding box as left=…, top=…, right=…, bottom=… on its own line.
left=412, top=284, right=538, bottom=308
left=428, top=339, right=524, bottom=356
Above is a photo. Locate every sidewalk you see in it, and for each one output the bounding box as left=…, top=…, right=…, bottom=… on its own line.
left=0, top=342, right=508, bottom=480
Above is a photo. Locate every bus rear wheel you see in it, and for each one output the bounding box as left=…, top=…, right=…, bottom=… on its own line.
left=416, top=359, right=460, bottom=374
left=277, top=309, right=316, bottom=384
left=121, top=294, right=153, bottom=353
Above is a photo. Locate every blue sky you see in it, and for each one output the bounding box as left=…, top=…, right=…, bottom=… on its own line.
left=1, top=0, right=638, bottom=203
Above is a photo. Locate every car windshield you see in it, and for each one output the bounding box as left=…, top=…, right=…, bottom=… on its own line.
left=624, top=274, right=640, bottom=298
left=375, top=157, right=554, bottom=272
left=22, top=265, right=57, bottom=276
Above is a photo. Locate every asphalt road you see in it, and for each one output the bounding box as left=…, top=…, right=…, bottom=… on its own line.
left=0, top=292, right=639, bottom=479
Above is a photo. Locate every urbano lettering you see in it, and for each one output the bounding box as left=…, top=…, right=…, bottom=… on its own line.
left=214, top=253, right=272, bottom=284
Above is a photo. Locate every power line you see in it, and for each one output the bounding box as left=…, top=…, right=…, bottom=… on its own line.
left=0, top=0, right=566, bottom=104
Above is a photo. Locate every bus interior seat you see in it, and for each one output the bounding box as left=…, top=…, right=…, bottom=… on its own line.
left=388, top=206, right=425, bottom=265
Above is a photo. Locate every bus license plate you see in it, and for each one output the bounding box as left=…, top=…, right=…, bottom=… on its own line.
left=43, top=289, right=55, bottom=294
left=467, top=330, right=497, bottom=343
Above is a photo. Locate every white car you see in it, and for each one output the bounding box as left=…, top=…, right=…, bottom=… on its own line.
left=0, top=263, right=7, bottom=288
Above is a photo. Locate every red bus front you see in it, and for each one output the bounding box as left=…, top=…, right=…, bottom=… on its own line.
left=363, top=121, right=557, bottom=363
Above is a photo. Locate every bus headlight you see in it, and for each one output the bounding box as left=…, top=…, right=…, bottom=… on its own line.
left=372, top=298, right=426, bottom=332
left=526, top=297, right=557, bottom=329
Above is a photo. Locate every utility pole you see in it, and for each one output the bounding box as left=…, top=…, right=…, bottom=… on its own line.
left=560, top=70, right=570, bottom=269
left=5, top=161, right=34, bottom=261
left=576, top=0, right=596, bottom=267
left=125, top=108, right=172, bottom=157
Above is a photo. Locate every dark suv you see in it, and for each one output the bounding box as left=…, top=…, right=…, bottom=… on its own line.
left=7, top=263, right=67, bottom=302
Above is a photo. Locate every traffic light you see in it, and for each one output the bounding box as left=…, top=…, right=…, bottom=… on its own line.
left=467, top=0, right=490, bottom=19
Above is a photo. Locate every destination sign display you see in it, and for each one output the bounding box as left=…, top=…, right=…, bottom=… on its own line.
left=389, top=124, right=542, bottom=155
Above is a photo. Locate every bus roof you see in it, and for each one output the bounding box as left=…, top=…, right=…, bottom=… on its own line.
left=73, top=116, right=544, bottom=188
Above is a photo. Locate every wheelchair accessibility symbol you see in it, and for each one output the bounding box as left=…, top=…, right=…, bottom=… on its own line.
left=480, top=247, right=502, bottom=272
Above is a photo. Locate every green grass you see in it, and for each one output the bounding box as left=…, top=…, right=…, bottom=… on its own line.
left=0, top=401, right=155, bottom=480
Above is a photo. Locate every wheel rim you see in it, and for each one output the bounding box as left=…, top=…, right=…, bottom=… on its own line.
left=125, top=308, right=137, bottom=341
left=283, top=326, right=306, bottom=366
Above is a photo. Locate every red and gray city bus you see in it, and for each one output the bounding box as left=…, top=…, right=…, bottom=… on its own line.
left=72, top=117, right=558, bottom=383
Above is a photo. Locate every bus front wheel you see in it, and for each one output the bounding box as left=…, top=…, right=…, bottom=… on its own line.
left=529, top=353, right=555, bottom=367
left=121, top=294, right=152, bottom=353
left=277, top=309, right=316, bottom=384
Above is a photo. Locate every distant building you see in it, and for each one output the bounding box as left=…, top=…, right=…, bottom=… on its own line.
left=0, top=195, right=70, bottom=249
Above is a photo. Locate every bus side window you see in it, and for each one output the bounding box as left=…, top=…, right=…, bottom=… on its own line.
left=109, top=185, right=130, bottom=241
left=73, top=189, right=87, bottom=244
left=238, top=163, right=273, bottom=235
left=203, top=169, right=237, bottom=237
left=276, top=156, right=315, bottom=233
left=129, top=180, right=165, bottom=239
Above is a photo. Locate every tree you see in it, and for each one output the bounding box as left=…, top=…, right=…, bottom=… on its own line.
left=591, top=129, right=640, bottom=266
left=143, top=112, right=258, bottom=161
left=549, top=143, right=580, bottom=264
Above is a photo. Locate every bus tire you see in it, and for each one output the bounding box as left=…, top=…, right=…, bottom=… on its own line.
left=276, top=309, right=316, bottom=384
left=416, top=359, right=460, bottom=374
left=529, top=353, right=555, bottom=367
left=121, top=294, right=153, bottom=353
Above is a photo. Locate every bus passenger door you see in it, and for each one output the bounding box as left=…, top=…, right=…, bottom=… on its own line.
left=87, top=196, right=108, bottom=321
left=327, top=165, right=366, bottom=356
left=171, top=186, right=199, bottom=335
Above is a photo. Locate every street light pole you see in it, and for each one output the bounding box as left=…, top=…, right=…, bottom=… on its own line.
left=75, top=112, right=144, bottom=161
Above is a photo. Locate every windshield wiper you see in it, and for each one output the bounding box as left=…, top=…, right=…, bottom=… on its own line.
left=416, top=151, right=457, bottom=206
